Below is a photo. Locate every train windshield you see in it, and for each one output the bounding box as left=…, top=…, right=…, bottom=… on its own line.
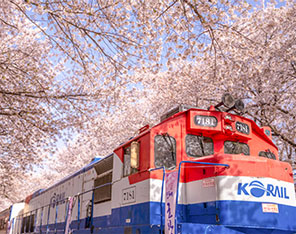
left=259, top=150, right=276, bottom=160
left=186, top=134, right=214, bottom=157
left=224, top=141, right=250, bottom=155
left=154, top=135, right=176, bottom=169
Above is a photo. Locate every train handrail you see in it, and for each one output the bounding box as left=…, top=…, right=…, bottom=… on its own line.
left=149, top=166, right=165, bottom=234
left=54, top=203, right=59, bottom=233
left=77, top=195, right=81, bottom=230
left=39, top=207, right=43, bottom=234
left=174, top=161, right=229, bottom=234
left=64, top=200, right=69, bottom=233
left=46, top=201, right=51, bottom=233
left=90, top=190, right=95, bottom=233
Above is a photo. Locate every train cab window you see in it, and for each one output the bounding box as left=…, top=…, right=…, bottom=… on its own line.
left=259, top=150, right=276, bottom=160
left=123, top=146, right=139, bottom=177
left=186, top=134, right=214, bottom=157
left=154, top=135, right=176, bottom=170
left=224, top=141, right=250, bottom=155
left=123, top=147, right=131, bottom=176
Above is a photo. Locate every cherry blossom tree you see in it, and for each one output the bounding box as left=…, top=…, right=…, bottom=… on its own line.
left=60, top=0, right=296, bottom=176
left=1, top=0, right=295, bottom=210
left=139, top=0, right=296, bottom=162
left=0, top=1, right=120, bottom=205
left=202, top=1, right=296, bottom=161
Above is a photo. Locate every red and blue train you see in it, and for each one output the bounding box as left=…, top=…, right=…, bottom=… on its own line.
left=3, top=94, right=296, bottom=234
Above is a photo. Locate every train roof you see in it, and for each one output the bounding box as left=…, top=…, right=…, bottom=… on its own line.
left=114, top=104, right=278, bottom=153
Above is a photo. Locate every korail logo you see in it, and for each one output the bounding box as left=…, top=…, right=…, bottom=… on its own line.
left=237, top=180, right=289, bottom=199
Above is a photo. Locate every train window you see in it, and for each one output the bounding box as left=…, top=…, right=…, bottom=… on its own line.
left=0, top=219, right=4, bottom=229
left=24, top=216, right=29, bottom=233
left=224, top=141, right=250, bottom=155
left=20, top=214, right=35, bottom=233
left=259, top=150, right=276, bottom=160
left=154, top=134, right=176, bottom=170
left=123, top=147, right=131, bottom=176
left=29, top=214, right=35, bottom=232
left=26, top=215, right=30, bottom=233
left=123, top=146, right=139, bottom=177
left=21, top=216, right=25, bottom=233
left=186, top=135, right=214, bottom=157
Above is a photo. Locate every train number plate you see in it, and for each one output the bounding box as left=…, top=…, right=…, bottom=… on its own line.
left=122, top=186, right=136, bottom=204
left=235, top=121, right=250, bottom=134
left=194, top=115, right=217, bottom=127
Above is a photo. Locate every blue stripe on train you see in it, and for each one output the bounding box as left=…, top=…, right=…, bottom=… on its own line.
left=33, top=200, right=296, bottom=233
left=185, top=200, right=296, bottom=232
left=34, top=202, right=161, bottom=233
left=180, top=223, right=296, bottom=234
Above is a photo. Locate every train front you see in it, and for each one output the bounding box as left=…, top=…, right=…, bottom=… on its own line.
left=155, top=96, right=296, bottom=234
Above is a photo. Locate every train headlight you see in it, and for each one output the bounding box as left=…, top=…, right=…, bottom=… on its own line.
left=225, top=125, right=233, bottom=133
left=224, top=114, right=233, bottom=123
left=225, top=125, right=233, bottom=130
left=234, top=99, right=245, bottom=112
left=215, top=93, right=235, bottom=110
left=222, top=93, right=235, bottom=108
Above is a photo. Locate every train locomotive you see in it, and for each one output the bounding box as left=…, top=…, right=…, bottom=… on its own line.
left=4, top=94, right=296, bottom=234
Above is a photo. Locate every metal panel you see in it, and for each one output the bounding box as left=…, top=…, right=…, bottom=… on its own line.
left=94, top=172, right=112, bottom=203
left=94, top=155, right=113, bottom=175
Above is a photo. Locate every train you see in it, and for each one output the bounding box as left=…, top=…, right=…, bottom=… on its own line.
left=2, top=94, right=296, bottom=234
left=0, top=207, right=10, bottom=234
